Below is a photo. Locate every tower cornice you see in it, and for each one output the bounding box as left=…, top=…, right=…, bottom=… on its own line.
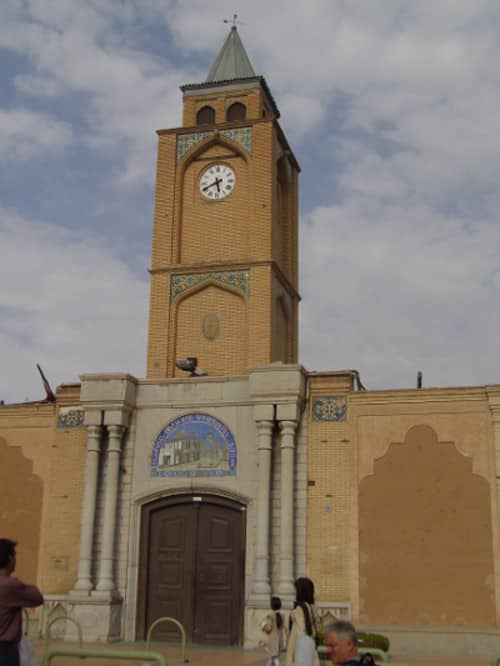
left=181, top=76, right=280, bottom=119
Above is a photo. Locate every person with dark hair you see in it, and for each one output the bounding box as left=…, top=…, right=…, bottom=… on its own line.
left=260, top=595, right=288, bottom=666
left=324, top=620, right=374, bottom=666
left=0, top=539, right=44, bottom=666
left=285, top=577, right=321, bottom=666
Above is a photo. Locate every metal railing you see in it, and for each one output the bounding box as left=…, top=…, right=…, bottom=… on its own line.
left=359, top=647, right=389, bottom=661
left=146, top=617, right=189, bottom=662
left=42, top=645, right=168, bottom=666
left=43, top=615, right=83, bottom=652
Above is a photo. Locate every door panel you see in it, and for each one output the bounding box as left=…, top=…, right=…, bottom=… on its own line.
left=140, top=496, right=245, bottom=645
left=146, top=504, right=196, bottom=640
left=193, top=503, right=244, bottom=644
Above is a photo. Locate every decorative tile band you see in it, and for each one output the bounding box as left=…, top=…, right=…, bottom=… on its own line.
left=177, top=127, right=252, bottom=161
left=220, top=127, right=252, bottom=153
left=57, top=407, right=84, bottom=428
left=177, top=131, right=211, bottom=160
left=171, top=270, right=249, bottom=302
left=311, top=396, right=347, bottom=422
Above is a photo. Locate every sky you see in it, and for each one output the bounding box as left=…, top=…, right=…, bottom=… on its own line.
left=1, top=0, right=500, bottom=403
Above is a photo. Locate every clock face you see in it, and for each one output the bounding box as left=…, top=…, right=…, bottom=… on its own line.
left=199, top=163, right=235, bottom=200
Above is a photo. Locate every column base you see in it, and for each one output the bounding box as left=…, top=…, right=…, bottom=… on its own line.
left=277, top=580, right=295, bottom=608
left=91, top=589, right=122, bottom=602
left=244, top=606, right=270, bottom=648
left=248, top=592, right=272, bottom=607
left=66, top=595, right=123, bottom=641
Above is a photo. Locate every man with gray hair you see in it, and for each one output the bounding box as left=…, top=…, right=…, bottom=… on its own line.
left=324, top=620, right=367, bottom=665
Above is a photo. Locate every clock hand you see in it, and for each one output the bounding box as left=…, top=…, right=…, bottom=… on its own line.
left=202, top=177, right=223, bottom=193
left=202, top=179, right=218, bottom=192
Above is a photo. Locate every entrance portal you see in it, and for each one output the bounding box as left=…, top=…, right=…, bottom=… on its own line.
left=137, top=494, right=245, bottom=644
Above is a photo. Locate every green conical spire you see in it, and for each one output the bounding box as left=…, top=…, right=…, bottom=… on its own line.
left=206, top=26, right=256, bottom=82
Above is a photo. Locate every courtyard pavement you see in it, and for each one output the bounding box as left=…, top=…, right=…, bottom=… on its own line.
left=31, top=639, right=492, bottom=666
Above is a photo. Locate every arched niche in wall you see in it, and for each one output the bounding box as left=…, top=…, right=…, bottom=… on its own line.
left=358, top=424, right=495, bottom=627
left=227, top=102, right=246, bottom=122
left=172, top=280, right=248, bottom=377
left=0, top=437, right=43, bottom=583
left=196, top=105, right=215, bottom=125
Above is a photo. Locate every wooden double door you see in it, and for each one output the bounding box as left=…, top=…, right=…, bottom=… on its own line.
left=137, top=495, right=245, bottom=645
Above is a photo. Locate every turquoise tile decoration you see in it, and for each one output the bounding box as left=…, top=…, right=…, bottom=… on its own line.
left=177, top=127, right=252, bottom=161
left=220, top=127, right=252, bottom=153
left=312, top=396, right=347, bottom=422
left=171, top=270, right=249, bottom=302
left=177, top=131, right=211, bottom=161
left=57, top=408, right=84, bottom=428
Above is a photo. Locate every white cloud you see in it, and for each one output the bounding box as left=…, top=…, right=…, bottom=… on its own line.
left=1, top=0, right=500, bottom=394
left=0, top=0, right=200, bottom=185
left=0, top=109, right=73, bottom=159
left=14, top=74, right=63, bottom=97
left=0, top=208, right=148, bottom=403
left=278, top=94, right=326, bottom=141
left=300, top=200, right=500, bottom=388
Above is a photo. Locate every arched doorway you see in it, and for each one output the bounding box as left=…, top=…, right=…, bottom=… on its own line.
left=136, top=493, right=245, bottom=644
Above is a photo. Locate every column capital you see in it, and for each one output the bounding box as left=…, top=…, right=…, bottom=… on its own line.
left=256, top=420, right=274, bottom=446
left=279, top=419, right=297, bottom=442
left=86, top=425, right=102, bottom=452
left=107, top=424, right=125, bottom=453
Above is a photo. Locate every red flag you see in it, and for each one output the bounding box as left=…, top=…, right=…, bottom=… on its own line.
left=36, top=364, right=56, bottom=402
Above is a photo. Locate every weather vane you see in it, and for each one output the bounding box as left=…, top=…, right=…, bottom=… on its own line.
left=223, top=14, right=244, bottom=27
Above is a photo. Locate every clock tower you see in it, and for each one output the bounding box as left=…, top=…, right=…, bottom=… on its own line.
left=146, top=26, right=300, bottom=378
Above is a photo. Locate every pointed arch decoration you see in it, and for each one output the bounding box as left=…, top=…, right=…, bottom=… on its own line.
left=170, top=270, right=249, bottom=302
left=177, top=127, right=252, bottom=161
left=168, top=278, right=249, bottom=377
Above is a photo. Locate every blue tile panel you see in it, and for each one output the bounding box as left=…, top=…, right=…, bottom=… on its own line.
left=171, top=270, right=249, bottom=302
left=177, top=127, right=252, bottom=161
left=57, top=408, right=84, bottom=428
left=311, top=396, right=347, bottom=422
left=151, top=413, right=237, bottom=478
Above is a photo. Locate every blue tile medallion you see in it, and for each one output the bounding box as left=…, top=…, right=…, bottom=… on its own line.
left=57, top=408, right=84, bottom=428
left=151, top=413, right=237, bottom=477
left=311, top=396, right=347, bottom=422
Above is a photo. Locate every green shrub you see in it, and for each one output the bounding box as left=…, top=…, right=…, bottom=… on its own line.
left=357, top=632, right=390, bottom=652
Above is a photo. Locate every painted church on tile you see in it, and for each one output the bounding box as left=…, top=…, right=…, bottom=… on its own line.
left=2, top=26, right=500, bottom=655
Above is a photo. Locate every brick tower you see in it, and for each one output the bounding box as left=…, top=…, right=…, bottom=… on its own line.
left=146, top=26, right=300, bottom=378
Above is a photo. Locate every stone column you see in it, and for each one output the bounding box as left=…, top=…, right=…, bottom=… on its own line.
left=96, top=424, right=125, bottom=593
left=252, top=419, right=274, bottom=602
left=278, top=419, right=297, bottom=601
left=73, top=424, right=103, bottom=592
